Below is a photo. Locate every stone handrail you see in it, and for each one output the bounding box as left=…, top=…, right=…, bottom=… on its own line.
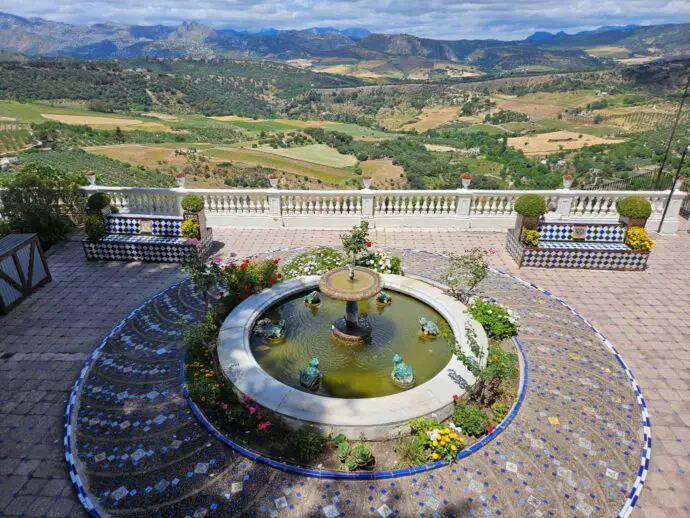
left=78, top=185, right=686, bottom=234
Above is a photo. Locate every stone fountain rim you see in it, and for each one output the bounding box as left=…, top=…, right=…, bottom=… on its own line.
left=318, top=265, right=383, bottom=301
left=217, top=274, right=488, bottom=439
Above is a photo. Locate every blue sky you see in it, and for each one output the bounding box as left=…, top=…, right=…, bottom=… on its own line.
left=2, top=0, right=690, bottom=40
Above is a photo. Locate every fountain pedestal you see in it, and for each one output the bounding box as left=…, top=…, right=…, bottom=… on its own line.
left=319, top=266, right=382, bottom=344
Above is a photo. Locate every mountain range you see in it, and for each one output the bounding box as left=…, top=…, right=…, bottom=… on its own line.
left=0, top=11, right=689, bottom=75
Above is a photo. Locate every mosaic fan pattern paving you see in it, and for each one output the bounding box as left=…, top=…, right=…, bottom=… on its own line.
left=66, top=249, right=647, bottom=517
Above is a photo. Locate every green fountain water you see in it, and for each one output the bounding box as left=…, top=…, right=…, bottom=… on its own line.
left=250, top=289, right=452, bottom=398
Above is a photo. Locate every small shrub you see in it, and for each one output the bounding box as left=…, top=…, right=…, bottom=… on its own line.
left=351, top=443, right=374, bottom=470
left=440, top=248, right=490, bottom=303
left=183, top=313, right=220, bottom=360
left=522, top=229, right=539, bottom=247
left=467, top=299, right=518, bottom=340
left=397, top=434, right=428, bottom=466
left=186, top=369, right=221, bottom=404
left=84, top=215, right=106, bottom=242
left=281, top=247, right=346, bottom=278
left=481, top=343, right=519, bottom=383
left=87, top=192, right=111, bottom=211
left=181, top=219, right=201, bottom=239
left=453, top=402, right=488, bottom=437
left=617, top=196, right=652, bottom=219
left=492, top=402, right=508, bottom=420
left=409, top=417, right=442, bottom=434
left=625, top=227, right=655, bottom=251
left=181, top=194, right=204, bottom=213
left=288, top=426, right=325, bottom=465
left=514, top=194, right=546, bottom=217
left=355, top=250, right=402, bottom=274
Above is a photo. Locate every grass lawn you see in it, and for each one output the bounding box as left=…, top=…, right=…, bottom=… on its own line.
left=254, top=144, right=357, bottom=168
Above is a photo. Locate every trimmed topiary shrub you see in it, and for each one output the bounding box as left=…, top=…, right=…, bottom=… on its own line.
left=87, top=192, right=111, bottom=211
left=616, top=196, right=652, bottom=219
left=514, top=194, right=547, bottom=217
left=181, top=194, right=204, bottom=213
left=84, top=215, right=107, bottom=242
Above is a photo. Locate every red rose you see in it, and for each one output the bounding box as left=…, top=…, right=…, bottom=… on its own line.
left=277, top=273, right=283, bottom=279
left=274, top=258, right=280, bottom=264
left=366, top=241, right=372, bottom=247
left=452, top=394, right=459, bottom=401
left=269, top=278, right=276, bottom=284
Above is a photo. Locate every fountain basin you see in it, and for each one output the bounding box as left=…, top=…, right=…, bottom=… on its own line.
left=218, top=275, right=488, bottom=440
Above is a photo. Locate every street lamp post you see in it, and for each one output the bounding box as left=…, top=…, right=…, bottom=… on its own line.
left=657, top=143, right=689, bottom=233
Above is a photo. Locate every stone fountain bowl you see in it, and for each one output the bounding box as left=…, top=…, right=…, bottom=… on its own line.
left=318, top=266, right=382, bottom=301
left=218, top=275, right=489, bottom=440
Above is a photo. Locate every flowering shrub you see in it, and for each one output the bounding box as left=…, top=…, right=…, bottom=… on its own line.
left=625, top=227, right=655, bottom=251
left=341, top=221, right=371, bottom=264
left=281, top=247, right=346, bottom=279
left=426, top=424, right=465, bottom=461
left=467, top=299, right=518, bottom=340
left=522, top=229, right=539, bottom=248
left=181, top=219, right=201, bottom=239
left=481, top=342, right=519, bottom=383
left=355, top=250, right=402, bottom=274
left=220, top=257, right=281, bottom=309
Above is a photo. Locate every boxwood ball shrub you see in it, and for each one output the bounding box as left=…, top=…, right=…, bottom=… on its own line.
left=181, top=194, right=205, bottom=213
left=87, top=192, right=111, bottom=211
left=616, top=196, right=652, bottom=219
left=514, top=194, right=547, bottom=217
left=84, top=215, right=107, bottom=242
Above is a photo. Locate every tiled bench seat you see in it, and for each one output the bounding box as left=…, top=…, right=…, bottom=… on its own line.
left=83, top=213, right=212, bottom=263
left=538, top=242, right=629, bottom=251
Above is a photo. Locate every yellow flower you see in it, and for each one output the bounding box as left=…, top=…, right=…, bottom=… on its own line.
left=432, top=440, right=438, bottom=446
left=451, top=445, right=457, bottom=451
left=450, top=433, right=458, bottom=440
left=443, top=428, right=450, bottom=434
left=431, top=453, right=439, bottom=460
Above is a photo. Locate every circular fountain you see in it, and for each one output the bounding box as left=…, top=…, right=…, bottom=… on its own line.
left=319, top=266, right=382, bottom=343
left=218, top=270, right=489, bottom=439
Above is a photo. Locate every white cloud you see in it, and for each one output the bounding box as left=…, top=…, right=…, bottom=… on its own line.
left=2, top=0, right=690, bottom=39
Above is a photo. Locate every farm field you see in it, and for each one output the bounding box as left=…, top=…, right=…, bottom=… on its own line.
left=507, top=130, right=626, bottom=155
left=254, top=144, right=358, bottom=168
left=400, top=106, right=460, bottom=132
left=85, top=144, right=188, bottom=169
left=493, top=91, right=601, bottom=118
left=502, top=118, right=626, bottom=137
left=458, top=124, right=507, bottom=135
left=0, top=128, right=32, bottom=154
left=209, top=116, right=391, bottom=138
left=360, top=159, right=406, bottom=189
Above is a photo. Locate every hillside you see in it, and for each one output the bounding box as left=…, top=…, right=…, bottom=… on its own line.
left=1, top=12, right=689, bottom=77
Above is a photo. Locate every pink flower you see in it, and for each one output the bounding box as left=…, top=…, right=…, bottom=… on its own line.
left=256, top=414, right=262, bottom=421
left=248, top=405, right=258, bottom=415
left=487, top=247, right=497, bottom=255
left=258, top=421, right=272, bottom=431
left=452, top=394, right=459, bottom=401
left=222, top=403, right=229, bottom=411
left=242, top=394, right=252, bottom=402
left=214, top=255, right=223, bottom=264
left=186, top=238, right=201, bottom=249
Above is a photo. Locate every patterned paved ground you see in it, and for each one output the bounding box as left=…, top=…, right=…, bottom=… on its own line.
left=1, top=228, right=688, bottom=517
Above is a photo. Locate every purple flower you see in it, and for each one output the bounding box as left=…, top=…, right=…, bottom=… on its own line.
left=186, top=238, right=201, bottom=249
left=487, top=247, right=497, bottom=255
left=213, top=255, right=223, bottom=264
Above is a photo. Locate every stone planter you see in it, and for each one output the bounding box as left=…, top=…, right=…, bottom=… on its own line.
left=86, top=173, right=96, bottom=186
left=517, top=214, right=541, bottom=235
left=620, top=216, right=648, bottom=228
left=269, top=177, right=279, bottom=189
left=563, top=177, right=573, bottom=189
left=362, top=176, right=372, bottom=190
left=176, top=175, right=186, bottom=188
left=462, top=178, right=472, bottom=189
left=184, top=210, right=207, bottom=239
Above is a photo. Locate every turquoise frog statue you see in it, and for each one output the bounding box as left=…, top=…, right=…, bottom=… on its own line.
left=300, top=358, right=322, bottom=390
left=419, top=317, right=440, bottom=337
left=375, top=291, right=392, bottom=307
left=304, top=290, right=321, bottom=306
left=391, top=354, right=415, bottom=388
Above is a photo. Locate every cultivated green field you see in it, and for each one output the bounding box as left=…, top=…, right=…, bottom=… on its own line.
left=254, top=144, right=358, bottom=168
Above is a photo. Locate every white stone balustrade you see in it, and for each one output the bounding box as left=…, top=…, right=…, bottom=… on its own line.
left=78, top=185, right=686, bottom=234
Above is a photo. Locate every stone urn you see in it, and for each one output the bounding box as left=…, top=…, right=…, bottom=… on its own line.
left=176, top=172, right=186, bottom=188
left=362, top=175, right=372, bottom=190
left=85, top=171, right=96, bottom=186
left=460, top=173, right=472, bottom=189
left=563, top=175, right=573, bottom=189
left=269, top=176, right=279, bottom=189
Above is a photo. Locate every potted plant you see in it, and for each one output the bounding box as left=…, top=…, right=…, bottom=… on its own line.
left=362, top=175, right=372, bottom=190
left=175, top=171, right=186, bottom=188
left=616, top=195, right=652, bottom=228
left=460, top=172, right=473, bottom=189
left=514, top=194, right=546, bottom=234
left=87, top=192, right=112, bottom=216
left=84, top=214, right=107, bottom=242
left=181, top=193, right=206, bottom=236
left=563, top=174, right=573, bottom=189
left=85, top=170, right=96, bottom=186
left=268, top=175, right=279, bottom=189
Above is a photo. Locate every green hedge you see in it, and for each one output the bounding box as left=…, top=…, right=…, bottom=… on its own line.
left=514, top=194, right=546, bottom=217
left=616, top=196, right=651, bottom=219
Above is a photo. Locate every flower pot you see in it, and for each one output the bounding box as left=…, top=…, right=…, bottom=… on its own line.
left=269, top=177, right=279, bottom=189
left=184, top=210, right=207, bottom=237
left=362, top=177, right=372, bottom=190
left=563, top=178, right=573, bottom=189
left=176, top=176, right=186, bottom=188
left=462, top=178, right=472, bottom=189
left=86, top=174, right=96, bottom=186
left=620, top=216, right=647, bottom=228
left=517, top=215, right=541, bottom=237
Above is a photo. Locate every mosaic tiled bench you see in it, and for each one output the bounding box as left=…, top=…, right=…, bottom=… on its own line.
left=507, top=220, right=649, bottom=271
left=83, top=214, right=213, bottom=263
